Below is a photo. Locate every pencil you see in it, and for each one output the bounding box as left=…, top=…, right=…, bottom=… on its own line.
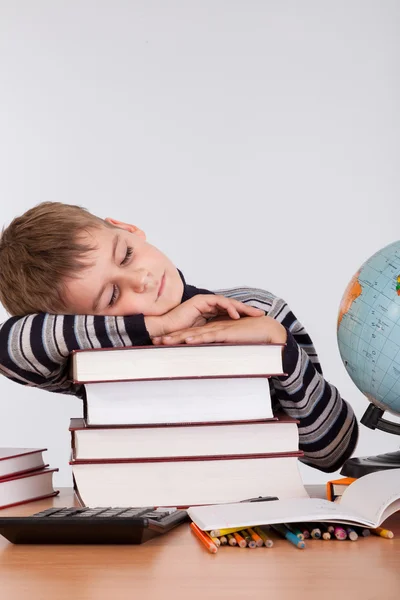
left=219, top=535, right=228, bottom=546
left=284, top=523, right=304, bottom=541
left=352, top=526, right=371, bottom=537
left=292, top=523, right=310, bottom=539
left=371, top=527, right=394, bottom=539
left=306, top=523, right=321, bottom=540
left=241, top=530, right=257, bottom=548
left=209, top=526, right=247, bottom=537
left=233, top=531, right=247, bottom=548
left=333, top=526, right=347, bottom=540
left=206, top=532, right=221, bottom=547
left=190, top=522, right=218, bottom=554
left=247, top=527, right=264, bottom=547
left=327, top=525, right=335, bottom=535
left=227, top=534, right=237, bottom=546
left=254, top=526, right=274, bottom=548
left=271, top=524, right=306, bottom=549
left=317, top=523, right=331, bottom=540
left=345, top=527, right=358, bottom=541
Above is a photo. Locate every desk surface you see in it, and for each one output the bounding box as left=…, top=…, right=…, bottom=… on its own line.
left=0, top=487, right=399, bottom=600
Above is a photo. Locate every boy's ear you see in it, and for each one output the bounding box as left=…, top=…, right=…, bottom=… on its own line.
left=105, top=217, right=146, bottom=239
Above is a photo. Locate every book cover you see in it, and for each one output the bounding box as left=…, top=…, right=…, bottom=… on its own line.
left=70, top=342, right=286, bottom=384
left=326, top=477, right=357, bottom=501
left=0, top=448, right=47, bottom=480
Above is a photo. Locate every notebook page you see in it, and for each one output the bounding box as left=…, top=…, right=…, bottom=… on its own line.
left=339, top=468, right=400, bottom=526
left=187, top=497, right=370, bottom=531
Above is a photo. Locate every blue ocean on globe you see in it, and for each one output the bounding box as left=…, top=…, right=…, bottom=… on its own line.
left=337, top=240, right=400, bottom=417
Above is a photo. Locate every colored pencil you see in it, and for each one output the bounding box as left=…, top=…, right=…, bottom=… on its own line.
left=247, top=527, right=264, bottom=547
left=292, top=523, right=310, bottom=539
left=209, top=526, right=247, bottom=537
left=333, top=526, right=347, bottom=540
left=227, top=534, right=237, bottom=546
left=233, top=531, right=247, bottom=548
left=206, top=532, right=221, bottom=547
left=371, top=527, right=394, bottom=539
left=190, top=522, right=218, bottom=554
left=345, top=527, right=358, bottom=541
left=271, top=524, right=306, bottom=549
left=317, top=523, right=331, bottom=540
left=241, top=530, right=257, bottom=548
left=254, top=526, right=274, bottom=548
left=284, top=523, right=304, bottom=540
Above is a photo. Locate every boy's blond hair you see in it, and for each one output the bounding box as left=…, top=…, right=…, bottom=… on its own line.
left=0, top=202, right=109, bottom=316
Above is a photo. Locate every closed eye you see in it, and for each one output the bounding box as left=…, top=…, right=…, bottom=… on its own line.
left=121, top=246, right=133, bottom=266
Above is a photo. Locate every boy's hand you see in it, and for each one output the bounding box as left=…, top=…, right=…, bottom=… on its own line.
left=152, top=315, right=288, bottom=346
left=145, top=295, right=264, bottom=338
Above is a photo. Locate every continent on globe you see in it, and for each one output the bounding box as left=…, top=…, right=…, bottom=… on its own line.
left=337, top=240, right=400, bottom=417
left=337, top=270, right=362, bottom=329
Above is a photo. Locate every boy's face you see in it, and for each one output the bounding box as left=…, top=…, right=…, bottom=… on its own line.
left=63, top=218, right=184, bottom=316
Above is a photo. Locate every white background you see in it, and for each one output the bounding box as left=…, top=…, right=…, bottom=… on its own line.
left=0, top=1, right=399, bottom=486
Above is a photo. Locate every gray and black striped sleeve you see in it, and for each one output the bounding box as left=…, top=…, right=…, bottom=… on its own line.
left=0, top=313, right=151, bottom=398
left=214, top=287, right=359, bottom=472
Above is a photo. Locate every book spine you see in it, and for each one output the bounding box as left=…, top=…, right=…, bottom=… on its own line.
left=70, top=451, right=304, bottom=465
left=0, top=491, right=59, bottom=510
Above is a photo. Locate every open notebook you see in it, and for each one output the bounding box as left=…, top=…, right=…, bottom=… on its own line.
left=188, top=468, right=400, bottom=530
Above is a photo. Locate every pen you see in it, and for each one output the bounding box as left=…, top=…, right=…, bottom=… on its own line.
left=240, top=496, right=279, bottom=503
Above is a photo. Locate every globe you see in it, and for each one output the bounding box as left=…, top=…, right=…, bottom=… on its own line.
left=337, top=240, right=400, bottom=418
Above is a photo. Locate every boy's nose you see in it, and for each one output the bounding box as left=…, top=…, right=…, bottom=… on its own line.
left=128, top=269, right=156, bottom=293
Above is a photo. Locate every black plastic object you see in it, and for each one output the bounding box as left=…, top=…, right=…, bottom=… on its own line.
left=360, top=403, right=400, bottom=436
left=0, top=506, right=188, bottom=544
left=340, top=450, right=400, bottom=477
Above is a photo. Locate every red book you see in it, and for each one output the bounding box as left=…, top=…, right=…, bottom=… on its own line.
left=0, top=468, right=59, bottom=510
left=71, top=452, right=305, bottom=508
left=0, top=448, right=47, bottom=481
left=69, top=414, right=300, bottom=461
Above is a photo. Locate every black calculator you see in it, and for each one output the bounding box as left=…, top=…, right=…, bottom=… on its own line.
left=0, top=506, right=188, bottom=545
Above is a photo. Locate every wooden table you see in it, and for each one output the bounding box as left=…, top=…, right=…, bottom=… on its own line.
left=0, top=488, right=399, bottom=600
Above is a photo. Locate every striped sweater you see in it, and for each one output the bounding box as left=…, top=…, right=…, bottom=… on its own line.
left=0, top=272, right=358, bottom=473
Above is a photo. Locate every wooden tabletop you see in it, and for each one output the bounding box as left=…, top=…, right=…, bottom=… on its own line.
left=0, top=487, right=399, bottom=600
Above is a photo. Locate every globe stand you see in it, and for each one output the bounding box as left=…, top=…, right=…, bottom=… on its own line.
left=340, top=403, right=400, bottom=477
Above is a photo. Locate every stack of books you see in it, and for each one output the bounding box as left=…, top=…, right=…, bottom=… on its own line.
left=0, top=448, right=58, bottom=509
left=68, top=342, right=307, bottom=507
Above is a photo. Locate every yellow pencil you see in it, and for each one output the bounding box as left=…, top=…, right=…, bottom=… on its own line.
left=371, top=527, right=394, bottom=539
left=209, top=526, right=250, bottom=537
left=254, top=526, right=274, bottom=548
left=206, top=532, right=221, bottom=547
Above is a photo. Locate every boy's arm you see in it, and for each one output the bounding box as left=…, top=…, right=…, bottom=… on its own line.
left=155, top=292, right=359, bottom=474
left=267, top=297, right=359, bottom=473
left=0, top=313, right=152, bottom=398
left=0, top=296, right=262, bottom=398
